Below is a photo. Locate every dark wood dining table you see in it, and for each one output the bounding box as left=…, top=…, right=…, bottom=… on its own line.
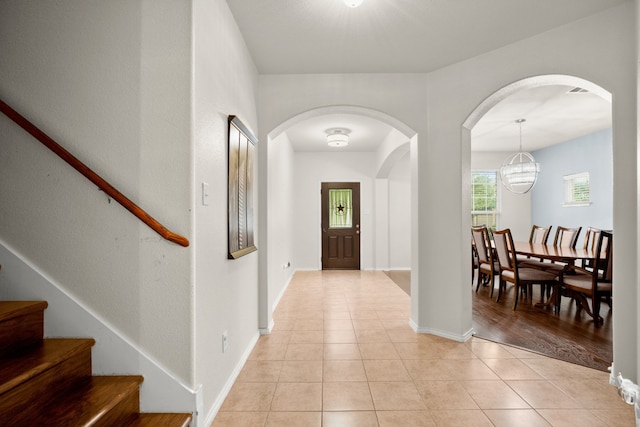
left=512, top=242, right=598, bottom=312
left=513, top=241, right=597, bottom=264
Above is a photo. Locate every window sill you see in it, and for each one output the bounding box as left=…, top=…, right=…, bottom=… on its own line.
left=562, top=202, right=592, bottom=208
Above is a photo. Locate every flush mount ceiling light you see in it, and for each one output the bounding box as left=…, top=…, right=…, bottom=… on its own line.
left=500, top=118, right=540, bottom=194
left=343, top=0, right=363, bottom=7
left=326, top=128, right=350, bottom=148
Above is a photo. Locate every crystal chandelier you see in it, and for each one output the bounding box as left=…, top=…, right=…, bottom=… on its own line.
left=500, top=119, right=540, bottom=194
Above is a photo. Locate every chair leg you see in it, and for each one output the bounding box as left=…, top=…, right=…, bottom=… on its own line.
left=541, top=284, right=548, bottom=301
left=513, top=284, right=520, bottom=310
left=574, top=292, right=594, bottom=318
left=593, top=295, right=603, bottom=327
left=488, top=274, right=495, bottom=298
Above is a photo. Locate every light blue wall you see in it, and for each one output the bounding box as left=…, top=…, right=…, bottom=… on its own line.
left=530, top=129, right=612, bottom=246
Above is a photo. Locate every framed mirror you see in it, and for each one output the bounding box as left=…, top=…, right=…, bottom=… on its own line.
left=228, top=115, right=257, bottom=259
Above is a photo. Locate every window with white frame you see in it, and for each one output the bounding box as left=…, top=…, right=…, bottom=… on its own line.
left=563, top=172, right=591, bottom=207
left=471, top=170, right=499, bottom=230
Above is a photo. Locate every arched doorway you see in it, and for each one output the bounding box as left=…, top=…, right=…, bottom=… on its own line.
left=463, top=75, right=613, bottom=369
left=258, top=105, right=417, bottom=333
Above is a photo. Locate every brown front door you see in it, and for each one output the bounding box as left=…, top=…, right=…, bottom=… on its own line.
left=321, top=182, right=360, bottom=270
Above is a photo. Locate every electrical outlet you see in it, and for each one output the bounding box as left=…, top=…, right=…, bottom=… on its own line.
left=222, top=331, right=229, bottom=353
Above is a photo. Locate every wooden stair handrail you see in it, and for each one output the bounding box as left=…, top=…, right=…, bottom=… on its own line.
left=0, top=99, right=189, bottom=247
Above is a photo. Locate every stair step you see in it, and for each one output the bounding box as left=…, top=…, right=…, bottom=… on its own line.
left=0, top=338, right=94, bottom=423
left=38, top=376, right=144, bottom=426
left=0, top=300, right=190, bottom=424
left=0, top=301, right=48, bottom=356
left=133, top=412, right=193, bottom=426
left=0, top=301, right=48, bottom=322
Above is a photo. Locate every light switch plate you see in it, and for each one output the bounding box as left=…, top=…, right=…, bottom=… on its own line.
left=202, top=182, right=209, bottom=206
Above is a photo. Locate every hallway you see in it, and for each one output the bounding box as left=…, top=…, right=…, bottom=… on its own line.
left=212, top=271, right=633, bottom=426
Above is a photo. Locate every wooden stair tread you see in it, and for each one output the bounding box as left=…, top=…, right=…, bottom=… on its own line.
left=0, top=301, right=48, bottom=322
left=36, top=375, right=144, bottom=426
left=0, top=338, right=95, bottom=395
left=0, top=301, right=47, bottom=358
left=0, top=299, right=190, bottom=424
left=133, top=413, right=193, bottom=427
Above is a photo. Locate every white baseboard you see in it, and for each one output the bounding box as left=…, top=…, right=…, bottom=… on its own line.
left=409, top=318, right=474, bottom=342
left=272, top=270, right=293, bottom=312
left=259, top=319, right=275, bottom=335
left=202, top=332, right=260, bottom=426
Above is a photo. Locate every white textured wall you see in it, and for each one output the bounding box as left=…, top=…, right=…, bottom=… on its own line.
left=292, top=152, right=377, bottom=270
left=268, top=133, right=295, bottom=309
left=0, top=0, right=193, bottom=383
left=388, top=151, right=411, bottom=269
left=193, top=0, right=259, bottom=422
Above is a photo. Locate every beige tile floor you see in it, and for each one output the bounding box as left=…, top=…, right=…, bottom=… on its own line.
left=212, top=271, right=634, bottom=426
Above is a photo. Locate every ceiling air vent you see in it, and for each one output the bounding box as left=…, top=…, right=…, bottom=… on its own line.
left=567, top=87, right=589, bottom=94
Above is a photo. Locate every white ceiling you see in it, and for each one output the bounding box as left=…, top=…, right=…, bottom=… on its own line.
left=283, top=86, right=612, bottom=153
left=472, top=85, right=612, bottom=152
left=286, top=113, right=394, bottom=152
left=226, top=0, right=618, bottom=152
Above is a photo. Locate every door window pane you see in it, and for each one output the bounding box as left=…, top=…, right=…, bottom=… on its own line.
left=329, top=189, right=352, bottom=228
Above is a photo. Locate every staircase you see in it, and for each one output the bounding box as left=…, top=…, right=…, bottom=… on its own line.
left=0, top=300, right=192, bottom=426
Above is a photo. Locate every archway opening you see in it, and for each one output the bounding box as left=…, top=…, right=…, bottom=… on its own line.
left=464, top=75, right=613, bottom=370
left=259, top=105, right=417, bottom=332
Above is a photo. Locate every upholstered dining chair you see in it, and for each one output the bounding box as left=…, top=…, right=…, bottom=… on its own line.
left=471, top=225, right=499, bottom=297
left=559, top=230, right=612, bottom=326
left=553, top=226, right=582, bottom=248
left=581, top=227, right=601, bottom=269
left=520, top=226, right=582, bottom=272
left=492, top=228, right=560, bottom=312
left=520, top=226, right=582, bottom=300
left=471, top=240, right=479, bottom=286
left=530, top=224, right=552, bottom=244
left=516, top=224, right=552, bottom=263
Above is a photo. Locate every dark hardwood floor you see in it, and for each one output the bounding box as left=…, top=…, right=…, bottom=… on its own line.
left=385, top=270, right=613, bottom=372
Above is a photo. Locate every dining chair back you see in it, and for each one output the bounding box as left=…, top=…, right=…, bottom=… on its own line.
left=560, top=230, right=613, bottom=326
left=471, top=225, right=498, bottom=297
left=582, top=227, right=602, bottom=269
left=517, top=224, right=552, bottom=265
left=553, top=226, right=582, bottom=248
left=529, top=225, right=552, bottom=244
left=523, top=226, right=584, bottom=284
left=492, top=228, right=560, bottom=311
